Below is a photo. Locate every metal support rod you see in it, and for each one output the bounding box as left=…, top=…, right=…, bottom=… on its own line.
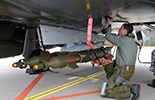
left=92, top=49, right=102, bottom=64
left=143, top=23, right=155, bottom=30
left=37, top=27, right=44, bottom=51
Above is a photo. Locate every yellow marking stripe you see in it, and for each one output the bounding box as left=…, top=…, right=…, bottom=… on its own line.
left=78, top=53, right=83, bottom=63
left=24, top=70, right=105, bottom=100
left=75, top=76, right=100, bottom=82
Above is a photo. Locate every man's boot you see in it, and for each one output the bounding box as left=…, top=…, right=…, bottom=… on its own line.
left=131, top=84, right=141, bottom=100
left=147, top=79, right=155, bottom=88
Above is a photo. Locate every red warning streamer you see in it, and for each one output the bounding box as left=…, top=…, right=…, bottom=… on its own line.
left=87, top=17, right=102, bottom=65
left=87, top=17, right=93, bottom=49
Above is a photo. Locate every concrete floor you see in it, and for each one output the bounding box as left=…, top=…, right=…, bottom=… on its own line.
left=0, top=46, right=155, bottom=100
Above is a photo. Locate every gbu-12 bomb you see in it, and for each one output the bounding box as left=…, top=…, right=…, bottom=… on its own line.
left=12, top=47, right=113, bottom=71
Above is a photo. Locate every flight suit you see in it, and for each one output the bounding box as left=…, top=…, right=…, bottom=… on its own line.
left=101, top=25, right=137, bottom=99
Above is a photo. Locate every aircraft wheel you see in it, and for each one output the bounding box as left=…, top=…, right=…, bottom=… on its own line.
left=153, top=72, right=155, bottom=76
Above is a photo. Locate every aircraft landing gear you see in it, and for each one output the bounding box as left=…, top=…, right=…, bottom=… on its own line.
left=154, top=72, right=155, bottom=76
left=149, top=49, right=155, bottom=76
left=149, top=65, right=155, bottom=76
left=148, top=49, right=155, bottom=88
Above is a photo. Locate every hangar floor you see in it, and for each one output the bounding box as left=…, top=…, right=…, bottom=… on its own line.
left=0, top=46, right=155, bottom=100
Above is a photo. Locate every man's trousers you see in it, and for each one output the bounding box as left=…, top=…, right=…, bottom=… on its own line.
left=102, top=62, right=135, bottom=99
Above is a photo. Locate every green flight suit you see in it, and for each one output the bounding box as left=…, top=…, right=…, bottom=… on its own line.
left=102, top=25, right=137, bottom=99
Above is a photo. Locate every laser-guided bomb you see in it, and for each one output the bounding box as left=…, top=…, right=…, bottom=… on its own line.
left=12, top=47, right=113, bottom=71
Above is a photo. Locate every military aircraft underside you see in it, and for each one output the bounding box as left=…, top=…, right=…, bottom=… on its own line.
left=0, top=0, right=155, bottom=74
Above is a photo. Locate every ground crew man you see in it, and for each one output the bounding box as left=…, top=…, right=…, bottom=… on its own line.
left=101, top=18, right=141, bottom=100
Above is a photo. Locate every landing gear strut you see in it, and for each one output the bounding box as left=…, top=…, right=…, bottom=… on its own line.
left=149, top=49, right=155, bottom=76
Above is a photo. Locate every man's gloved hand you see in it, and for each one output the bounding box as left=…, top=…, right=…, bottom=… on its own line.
left=101, top=18, right=112, bottom=34
left=104, top=60, right=114, bottom=65
left=101, top=28, right=106, bottom=34
left=107, top=18, right=112, bottom=25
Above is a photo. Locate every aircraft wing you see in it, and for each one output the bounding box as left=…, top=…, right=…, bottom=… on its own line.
left=1, top=0, right=155, bottom=75
left=0, top=0, right=155, bottom=58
